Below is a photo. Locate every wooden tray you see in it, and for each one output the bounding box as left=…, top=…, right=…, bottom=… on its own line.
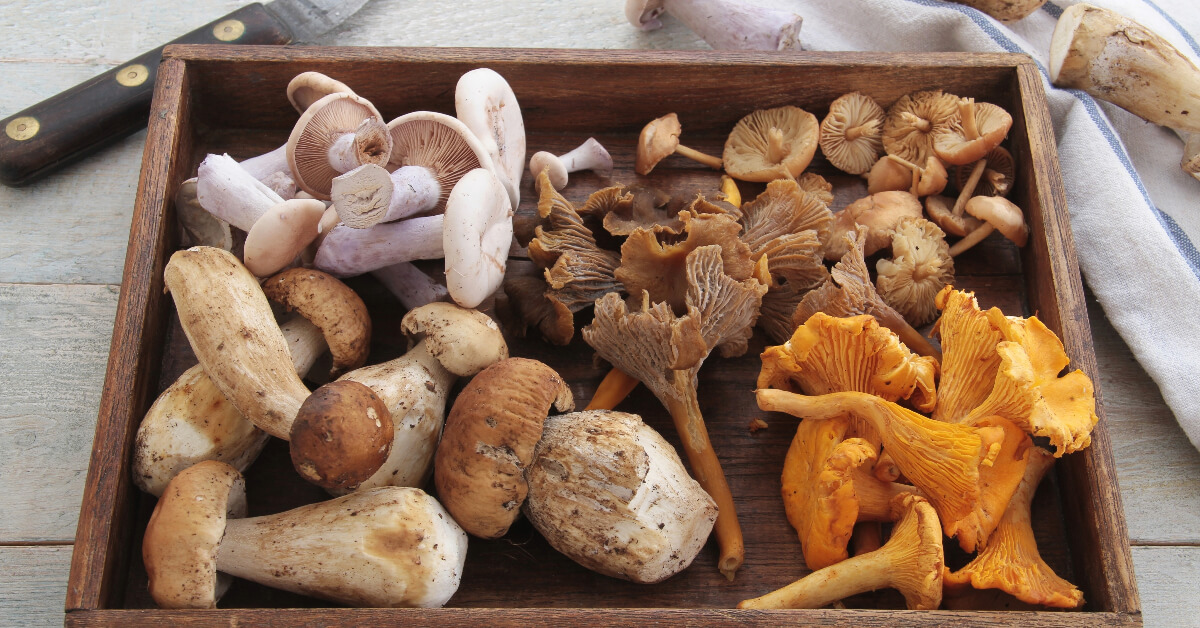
left=65, top=46, right=1141, bottom=626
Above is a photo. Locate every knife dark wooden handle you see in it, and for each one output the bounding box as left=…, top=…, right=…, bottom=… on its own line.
left=0, top=3, right=292, bottom=187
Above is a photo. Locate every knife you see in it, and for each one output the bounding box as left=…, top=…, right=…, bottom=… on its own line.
left=0, top=0, right=370, bottom=187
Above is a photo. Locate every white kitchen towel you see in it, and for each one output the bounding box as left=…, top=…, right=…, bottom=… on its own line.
left=776, top=0, right=1200, bottom=451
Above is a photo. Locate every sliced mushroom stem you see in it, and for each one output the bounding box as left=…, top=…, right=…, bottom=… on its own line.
left=196, top=154, right=286, bottom=232
left=584, top=368, right=642, bottom=411
left=664, top=379, right=744, bottom=581
left=371, top=262, right=448, bottom=310
left=674, top=143, right=724, bottom=169
left=952, top=159, right=988, bottom=216
left=949, top=223, right=996, bottom=257
left=326, top=118, right=392, bottom=174
left=332, top=164, right=441, bottom=229
left=314, top=214, right=445, bottom=277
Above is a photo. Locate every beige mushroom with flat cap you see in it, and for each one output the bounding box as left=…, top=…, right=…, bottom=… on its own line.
left=636, top=113, right=723, bottom=175
left=877, top=217, right=955, bottom=327
left=287, top=92, right=392, bottom=200
left=883, top=90, right=961, bottom=166
left=528, top=137, right=614, bottom=190
left=820, top=92, right=885, bottom=175
left=949, top=196, right=1029, bottom=257
left=1049, top=3, right=1200, bottom=181
left=144, top=461, right=467, bottom=608
left=456, top=68, right=526, bottom=209
left=724, top=105, right=820, bottom=182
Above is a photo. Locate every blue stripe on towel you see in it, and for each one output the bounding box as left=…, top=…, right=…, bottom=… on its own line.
left=1141, top=0, right=1200, bottom=57
left=901, top=0, right=1200, bottom=281
left=1042, top=2, right=1064, bottom=19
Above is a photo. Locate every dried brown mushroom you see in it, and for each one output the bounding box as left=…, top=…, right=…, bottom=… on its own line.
left=824, top=191, right=923, bottom=261
left=876, top=217, right=955, bottom=327
left=636, top=113, right=723, bottom=175
left=724, top=105, right=820, bottom=182
left=820, top=92, right=885, bottom=175
left=797, top=172, right=835, bottom=207
left=882, top=90, right=961, bottom=165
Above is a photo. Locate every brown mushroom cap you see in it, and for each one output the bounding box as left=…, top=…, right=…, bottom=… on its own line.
left=955, top=146, right=1015, bottom=197
left=724, top=106, right=820, bottom=182
left=289, top=379, right=393, bottom=491
left=386, top=111, right=495, bottom=215
left=143, top=460, right=246, bottom=609
left=882, top=90, right=961, bottom=165
left=286, top=71, right=356, bottom=113
left=286, top=93, right=390, bottom=200
left=933, top=98, right=1013, bottom=166
left=820, top=92, right=885, bottom=175
left=866, top=155, right=915, bottom=195
left=636, top=113, right=683, bottom=175
left=876, top=217, right=955, bottom=327
left=262, top=268, right=372, bottom=378
left=825, top=191, right=923, bottom=260
left=434, top=358, right=575, bottom=539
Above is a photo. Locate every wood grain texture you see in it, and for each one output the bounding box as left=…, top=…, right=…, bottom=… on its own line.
left=0, top=546, right=73, bottom=628
left=0, top=284, right=118, bottom=542
left=1130, top=546, right=1200, bottom=628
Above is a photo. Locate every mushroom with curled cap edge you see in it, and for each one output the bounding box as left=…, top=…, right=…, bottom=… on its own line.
left=882, top=90, right=960, bottom=166
left=524, top=410, right=718, bottom=583
left=738, top=494, right=944, bottom=610
left=286, top=92, right=392, bottom=200
left=528, top=137, right=613, bottom=190
left=866, top=154, right=948, bottom=197
left=820, top=92, right=885, bottom=176
left=1050, top=3, right=1200, bottom=181
left=287, top=71, right=355, bottom=113
left=636, top=113, right=723, bottom=175
left=242, top=198, right=327, bottom=277
left=164, top=247, right=392, bottom=491
left=143, top=461, right=468, bottom=608
left=824, top=191, right=923, bottom=261
left=625, top=0, right=802, bottom=50
left=723, top=105, right=820, bottom=182
left=455, top=68, right=526, bottom=209
left=330, top=110, right=495, bottom=228
left=876, top=216, right=955, bottom=327
left=955, top=146, right=1015, bottom=198
left=947, top=196, right=1028, bottom=257
left=442, top=168, right=514, bottom=309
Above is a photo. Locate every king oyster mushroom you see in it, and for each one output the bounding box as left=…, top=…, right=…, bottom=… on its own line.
left=455, top=68, right=526, bottom=209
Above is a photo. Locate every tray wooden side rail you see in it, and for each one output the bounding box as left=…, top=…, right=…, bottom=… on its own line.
left=66, top=46, right=1141, bottom=626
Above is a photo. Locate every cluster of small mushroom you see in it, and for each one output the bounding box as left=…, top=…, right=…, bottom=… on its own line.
left=741, top=287, right=1098, bottom=610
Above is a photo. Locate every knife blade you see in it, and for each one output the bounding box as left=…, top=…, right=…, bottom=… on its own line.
left=0, top=0, right=371, bottom=187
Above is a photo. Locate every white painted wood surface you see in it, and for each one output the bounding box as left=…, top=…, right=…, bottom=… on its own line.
left=0, top=1, right=1196, bottom=625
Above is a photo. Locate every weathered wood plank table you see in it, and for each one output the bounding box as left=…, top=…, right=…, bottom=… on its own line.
left=1, top=1, right=1197, bottom=625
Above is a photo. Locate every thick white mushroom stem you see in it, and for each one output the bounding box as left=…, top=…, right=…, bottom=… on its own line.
left=238, top=145, right=295, bottom=199
left=629, top=0, right=802, bottom=51
left=371, top=262, right=448, bottom=310
left=529, top=138, right=614, bottom=190
left=327, top=118, right=392, bottom=174
left=332, top=164, right=441, bottom=229
left=214, top=487, right=468, bottom=608
left=313, top=215, right=445, bottom=277
left=195, top=154, right=285, bottom=232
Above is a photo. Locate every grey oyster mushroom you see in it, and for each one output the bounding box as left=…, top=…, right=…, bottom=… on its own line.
left=528, top=137, right=614, bottom=190
left=143, top=461, right=467, bottom=608
left=455, top=68, right=526, bottom=209
left=625, top=0, right=802, bottom=51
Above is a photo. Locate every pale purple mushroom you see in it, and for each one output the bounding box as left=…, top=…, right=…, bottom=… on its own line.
left=455, top=69, right=526, bottom=209
left=625, top=0, right=803, bottom=51
left=196, top=154, right=284, bottom=232
left=372, top=262, right=450, bottom=310
left=527, top=138, right=614, bottom=190
left=238, top=145, right=296, bottom=199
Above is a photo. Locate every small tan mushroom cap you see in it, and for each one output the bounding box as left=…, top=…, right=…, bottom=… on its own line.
left=434, top=358, right=574, bottom=539
left=876, top=217, right=955, bottom=327
left=797, top=172, right=835, bottom=207
left=287, top=71, right=355, bottom=113
left=387, top=111, right=496, bottom=215
left=883, top=90, right=961, bottom=165
left=636, top=113, right=683, bottom=175
left=143, top=460, right=246, bottom=609
left=820, top=92, right=885, bottom=175
left=724, top=106, right=820, bottom=182
left=825, top=191, right=923, bottom=260
left=243, top=199, right=327, bottom=278
left=290, top=380, right=394, bottom=491
left=966, top=196, right=1029, bottom=246
left=402, top=302, right=509, bottom=377
left=262, top=268, right=372, bottom=378
left=933, top=99, right=1013, bottom=166
left=287, top=93, right=390, bottom=200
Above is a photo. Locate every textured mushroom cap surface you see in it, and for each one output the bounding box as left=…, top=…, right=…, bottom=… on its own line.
left=290, top=379, right=394, bottom=491
left=956, top=146, right=1015, bottom=197
left=931, top=287, right=1006, bottom=423
left=820, top=92, right=885, bottom=175
left=876, top=216, right=955, bottom=327
left=882, top=494, right=946, bottom=610
left=723, top=106, right=820, bottom=182
left=401, top=302, right=509, bottom=377
left=434, top=358, right=574, bottom=539
left=263, top=267, right=372, bottom=377
left=243, top=199, right=327, bottom=278
left=636, top=113, right=683, bottom=175
left=143, top=460, right=246, bottom=609
left=932, top=99, right=1013, bottom=166
left=524, top=410, right=718, bottom=583
left=965, top=196, right=1029, bottom=246
left=386, top=111, right=495, bottom=215
left=455, top=68, right=526, bottom=208
left=945, top=447, right=1085, bottom=608
left=759, top=312, right=938, bottom=412
left=797, top=172, right=835, bottom=207
left=287, top=71, right=355, bottom=113
left=882, top=90, right=961, bottom=165
left=287, top=92, right=389, bottom=200
left=443, top=168, right=514, bottom=308
left=825, top=191, right=923, bottom=260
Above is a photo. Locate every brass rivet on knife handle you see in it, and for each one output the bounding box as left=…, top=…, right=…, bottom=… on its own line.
left=212, top=19, right=246, bottom=42
left=114, top=64, right=150, bottom=87
left=5, top=117, right=39, bottom=141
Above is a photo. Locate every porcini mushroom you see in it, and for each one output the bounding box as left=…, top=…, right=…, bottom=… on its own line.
left=883, top=90, right=961, bottom=165
left=824, top=191, right=923, bottom=260
left=524, top=410, right=718, bottom=583
left=435, top=358, right=574, bottom=539
left=876, top=217, right=955, bottom=327
left=948, top=196, right=1028, bottom=257
left=724, top=105, right=820, bottom=182
left=528, top=137, right=614, bottom=190
left=947, top=0, right=1048, bottom=22
left=287, top=92, right=392, bottom=200
left=738, top=494, right=944, bottom=610
left=820, top=92, right=885, bottom=175
left=455, top=68, right=526, bottom=208
left=625, top=0, right=802, bottom=51
left=636, top=112, right=723, bottom=175
left=144, top=461, right=467, bottom=608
